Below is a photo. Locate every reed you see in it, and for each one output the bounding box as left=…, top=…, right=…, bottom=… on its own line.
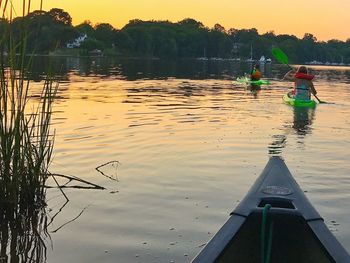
left=0, top=1, right=54, bottom=262
left=0, top=0, right=57, bottom=207
left=0, top=3, right=105, bottom=261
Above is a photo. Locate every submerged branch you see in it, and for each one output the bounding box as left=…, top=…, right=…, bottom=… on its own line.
left=51, top=173, right=69, bottom=201
left=47, top=173, right=105, bottom=190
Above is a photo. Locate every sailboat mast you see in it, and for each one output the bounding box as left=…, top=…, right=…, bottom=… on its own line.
left=250, top=44, right=253, bottom=60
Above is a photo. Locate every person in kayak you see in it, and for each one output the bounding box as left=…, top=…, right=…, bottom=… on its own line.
left=249, top=63, right=262, bottom=90
left=250, top=63, right=262, bottom=81
left=283, top=66, right=317, bottom=100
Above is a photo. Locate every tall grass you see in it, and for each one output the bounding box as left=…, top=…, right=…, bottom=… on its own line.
left=0, top=0, right=57, bottom=207
left=0, top=63, right=57, bottom=206
left=0, top=1, right=55, bottom=262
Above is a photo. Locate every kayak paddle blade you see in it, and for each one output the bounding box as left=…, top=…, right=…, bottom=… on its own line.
left=272, top=47, right=289, bottom=65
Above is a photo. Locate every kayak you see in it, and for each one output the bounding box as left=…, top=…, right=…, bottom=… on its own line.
left=191, top=157, right=350, bottom=263
left=283, top=93, right=316, bottom=108
left=236, top=76, right=270, bottom=85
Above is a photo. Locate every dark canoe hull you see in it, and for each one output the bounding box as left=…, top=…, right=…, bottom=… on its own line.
left=191, top=157, right=350, bottom=263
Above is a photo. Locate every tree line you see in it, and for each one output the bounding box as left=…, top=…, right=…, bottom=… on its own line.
left=1, top=8, right=350, bottom=63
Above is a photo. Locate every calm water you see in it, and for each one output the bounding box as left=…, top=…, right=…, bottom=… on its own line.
left=10, top=58, right=350, bottom=262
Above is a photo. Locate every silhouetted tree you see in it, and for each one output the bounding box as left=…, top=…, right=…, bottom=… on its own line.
left=4, top=9, right=350, bottom=62
left=48, top=8, right=72, bottom=26
left=94, top=23, right=115, bottom=48
left=75, top=21, right=95, bottom=36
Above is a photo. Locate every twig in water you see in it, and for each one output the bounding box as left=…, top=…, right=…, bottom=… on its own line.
left=96, top=160, right=120, bottom=181
left=47, top=173, right=105, bottom=190
left=50, top=173, right=69, bottom=202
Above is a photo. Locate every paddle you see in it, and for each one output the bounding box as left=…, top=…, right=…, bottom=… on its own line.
left=271, top=47, right=293, bottom=70
left=271, top=47, right=326, bottom=104
left=312, top=94, right=326, bottom=104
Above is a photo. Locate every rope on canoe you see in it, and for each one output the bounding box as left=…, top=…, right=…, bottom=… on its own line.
left=261, top=204, right=274, bottom=263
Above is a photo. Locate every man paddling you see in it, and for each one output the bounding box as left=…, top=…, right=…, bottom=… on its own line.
left=250, top=63, right=262, bottom=81
left=250, top=63, right=262, bottom=89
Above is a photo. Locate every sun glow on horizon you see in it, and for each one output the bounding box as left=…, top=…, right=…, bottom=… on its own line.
left=16, top=0, right=350, bottom=41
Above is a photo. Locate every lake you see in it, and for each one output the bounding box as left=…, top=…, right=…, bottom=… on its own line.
left=6, top=58, right=350, bottom=262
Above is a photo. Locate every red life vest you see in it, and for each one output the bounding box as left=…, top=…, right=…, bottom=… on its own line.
left=295, top=72, right=314, bottom=80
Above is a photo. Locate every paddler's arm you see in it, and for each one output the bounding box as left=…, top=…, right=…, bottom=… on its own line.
left=283, top=70, right=296, bottom=81
left=309, top=82, right=317, bottom=95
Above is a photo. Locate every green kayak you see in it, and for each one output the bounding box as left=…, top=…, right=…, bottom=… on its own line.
left=283, top=93, right=316, bottom=108
left=236, top=76, right=270, bottom=85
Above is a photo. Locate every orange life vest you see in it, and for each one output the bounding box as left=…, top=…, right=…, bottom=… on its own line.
left=251, top=70, right=261, bottom=80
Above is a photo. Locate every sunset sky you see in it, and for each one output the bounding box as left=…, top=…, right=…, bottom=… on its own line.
left=19, top=0, right=350, bottom=41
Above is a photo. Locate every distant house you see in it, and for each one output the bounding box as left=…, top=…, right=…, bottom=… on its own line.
left=66, top=34, right=87, bottom=48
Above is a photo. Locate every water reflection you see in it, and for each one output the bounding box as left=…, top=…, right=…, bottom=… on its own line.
left=247, top=85, right=261, bottom=99
left=23, top=56, right=276, bottom=82
left=268, top=134, right=287, bottom=156
left=12, top=57, right=350, bottom=262
left=0, top=173, right=105, bottom=263
left=0, top=203, right=49, bottom=263
left=292, top=107, right=316, bottom=136
left=268, top=107, right=316, bottom=156
left=8, top=55, right=349, bottom=84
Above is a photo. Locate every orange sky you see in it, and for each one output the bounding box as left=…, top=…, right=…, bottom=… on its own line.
left=18, top=0, right=350, bottom=41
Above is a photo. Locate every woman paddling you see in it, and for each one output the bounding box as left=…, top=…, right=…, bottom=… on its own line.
left=283, top=66, right=317, bottom=100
